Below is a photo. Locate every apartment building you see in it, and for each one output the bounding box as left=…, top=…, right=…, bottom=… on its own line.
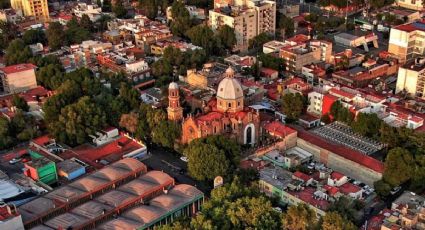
left=388, top=20, right=425, bottom=63
left=395, top=0, right=424, bottom=11
left=209, top=0, right=276, bottom=51
left=280, top=44, right=321, bottom=72
left=0, top=64, right=37, bottom=94
left=395, top=58, right=425, bottom=99
left=11, top=0, right=49, bottom=21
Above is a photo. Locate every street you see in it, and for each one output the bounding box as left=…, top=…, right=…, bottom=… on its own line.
left=141, top=147, right=211, bottom=193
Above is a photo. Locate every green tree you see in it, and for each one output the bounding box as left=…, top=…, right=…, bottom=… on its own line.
left=96, top=15, right=112, bottom=32
left=119, top=112, right=139, bottom=134
left=47, top=22, right=65, bottom=50
left=50, top=96, right=107, bottom=146
left=186, top=25, right=217, bottom=55
left=330, top=100, right=353, bottom=124
left=22, top=29, right=46, bottom=45
left=351, top=112, right=382, bottom=138
left=216, top=25, right=236, bottom=50
left=283, top=203, right=318, bottom=230
left=0, top=117, right=14, bottom=150
left=321, top=212, right=356, bottom=230
left=4, top=39, right=33, bottom=65
left=184, top=138, right=230, bottom=181
left=36, top=63, right=65, bottom=89
left=279, top=14, right=295, bottom=38
left=80, top=14, right=94, bottom=32
left=258, top=53, right=285, bottom=71
left=152, top=59, right=173, bottom=77
left=281, top=93, right=305, bottom=122
left=383, top=147, right=414, bottom=186
left=151, top=121, right=181, bottom=149
left=0, top=21, right=18, bottom=49
left=65, top=16, right=91, bottom=45
left=170, top=1, right=192, bottom=37
left=113, top=0, right=127, bottom=18
left=102, top=0, right=112, bottom=12
left=11, top=95, right=29, bottom=112
left=138, top=0, right=157, bottom=19
left=249, top=32, right=273, bottom=49
left=374, top=179, right=392, bottom=197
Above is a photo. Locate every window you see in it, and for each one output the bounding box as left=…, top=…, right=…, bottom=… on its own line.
left=238, top=101, right=240, bottom=106
left=228, top=103, right=231, bottom=108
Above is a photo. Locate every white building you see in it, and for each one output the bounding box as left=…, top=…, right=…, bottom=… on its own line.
left=73, top=3, right=102, bottom=22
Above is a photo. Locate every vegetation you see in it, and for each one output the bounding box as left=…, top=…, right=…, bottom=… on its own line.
left=183, top=135, right=240, bottom=181
left=138, top=0, right=158, bottom=19
left=4, top=39, right=33, bottom=65
left=0, top=0, right=10, bottom=9
left=283, top=203, right=317, bottom=230
left=0, top=111, right=40, bottom=150
left=12, top=95, right=29, bottom=112
left=170, top=1, right=192, bottom=37
left=249, top=32, right=273, bottom=50
left=22, top=29, right=47, bottom=45
left=113, top=0, right=128, bottom=18
left=0, top=21, right=18, bottom=50
left=278, top=14, right=295, bottom=38
left=281, top=93, right=306, bottom=122
left=329, top=100, right=354, bottom=124
left=46, top=22, right=66, bottom=50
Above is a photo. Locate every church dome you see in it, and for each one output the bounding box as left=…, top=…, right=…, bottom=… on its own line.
left=169, top=82, right=179, bottom=90
left=217, top=68, right=243, bottom=100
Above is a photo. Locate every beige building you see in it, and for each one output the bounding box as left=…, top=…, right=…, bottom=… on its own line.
left=280, top=44, right=322, bottom=72
left=0, top=64, right=38, bottom=94
left=395, top=58, right=425, bottom=99
left=395, top=0, right=424, bottom=10
left=388, top=20, right=425, bottom=64
left=209, top=0, right=276, bottom=51
left=11, top=0, right=49, bottom=20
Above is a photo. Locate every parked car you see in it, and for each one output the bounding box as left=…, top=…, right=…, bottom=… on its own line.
left=180, top=156, right=188, bottom=162
left=9, top=158, right=21, bottom=164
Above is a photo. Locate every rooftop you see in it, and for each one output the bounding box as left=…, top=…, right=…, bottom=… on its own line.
left=260, top=166, right=293, bottom=189
left=0, top=63, right=36, bottom=74
left=264, top=121, right=297, bottom=138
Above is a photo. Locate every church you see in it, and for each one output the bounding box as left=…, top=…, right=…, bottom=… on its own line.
left=167, top=67, right=260, bottom=145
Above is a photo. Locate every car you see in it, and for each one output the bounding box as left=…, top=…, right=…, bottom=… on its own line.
left=273, top=207, right=283, bottom=213
left=390, top=186, right=402, bottom=195
left=180, top=156, right=188, bottom=162
left=9, top=158, right=21, bottom=164
left=21, top=157, right=30, bottom=163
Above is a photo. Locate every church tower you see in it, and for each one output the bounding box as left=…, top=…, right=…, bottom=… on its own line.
left=167, top=82, right=183, bottom=121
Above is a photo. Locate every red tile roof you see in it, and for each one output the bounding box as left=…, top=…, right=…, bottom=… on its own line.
left=264, top=121, right=297, bottom=138
left=330, top=171, right=345, bottom=180
left=323, top=185, right=339, bottom=196
left=288, top=187, right=330, bottom=210
left=292, top=126, right=384, bottom=173
left=293, top=171, right=312, bottom=182
left=329, top=88, right=355, bottom=100
left=196, top=111, right=223, bottom=123
left=339, top=182, right=361, bottom=194
left=260, top=67, right=278, bottom=76
left=0, top=63, right=36, bottom=74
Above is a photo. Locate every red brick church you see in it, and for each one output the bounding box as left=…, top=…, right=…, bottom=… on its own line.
left=167, top=67, right=260, bottom=145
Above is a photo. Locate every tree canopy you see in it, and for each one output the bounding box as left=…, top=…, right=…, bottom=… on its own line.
left=4, top=39, right=33, bottom=65
left=281, top=93, right=305, bottom=122
left=283, top=203, right=317, bottom=230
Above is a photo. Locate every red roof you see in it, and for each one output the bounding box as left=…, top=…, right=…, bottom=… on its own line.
left=330, top=171, right=345, bottom=180
left=339, top=182, right=361, bottom=194
left=260, top=67, right=278, bottom=76
left=394, top=20, right=425, bottom=32
left=292, top=126, right=384, bottom=173
left=31, top=135, right=52, bottom=147
left=0, top=63, right=36, bottom=74
left=288, top=187, right=330, bottom=210
left=196, top=111, right=223, bottom=123
left=264, top=121, right=297, bottom=138
left=323, top=185, right=339, bottom=196
left=0, top=205, right=18, bottom=221
left=293, top=171, right=312, bottom=182
left=329, top=88, right=355, bottom=100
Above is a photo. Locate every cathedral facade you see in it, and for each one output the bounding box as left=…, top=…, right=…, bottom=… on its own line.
left=174, top=67, right=260, bottom=145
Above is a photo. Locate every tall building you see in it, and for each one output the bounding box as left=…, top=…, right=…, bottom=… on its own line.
left=395, top=0, right=424, bottom=11
left=209, top=0, right=276, bottom=51
left=388, top=20, right=425, bottom=64
left=0, top=63, right=38, bottom=94
left=10, top=0, right=49, bottom=21
left=395, top=58, right=425, bottom=99
left=167, top=82, right=183, bottom=121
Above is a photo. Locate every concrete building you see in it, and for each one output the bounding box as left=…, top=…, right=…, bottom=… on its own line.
left=395, top=0, right=424, bottom=11
left=395, top=58, right=425, bottom=99
left=0, top=64, right=37, bottom=94
left=73, top=3, right=102, bottom=22
left=0, top=203, right=24, bottom=230
left=10, top=0, right=49, bottom=20
left=209, top=0, right=276, bottom=51
left=388, top=20, right=425, bottom=63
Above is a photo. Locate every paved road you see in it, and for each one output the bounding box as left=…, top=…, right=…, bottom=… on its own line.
left=141, top=147, right=211, bottom=193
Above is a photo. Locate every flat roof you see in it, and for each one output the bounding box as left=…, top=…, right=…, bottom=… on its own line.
left=0, top=63, right=36, bottom=74
left=260, top=166, right=293, bottom=189
left=57, top=160, right=84, bottom=174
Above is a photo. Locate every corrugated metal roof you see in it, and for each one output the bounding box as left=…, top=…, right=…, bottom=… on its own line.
left=117, top=178, right=158, bottom=196
left=69, top=175, right=109, bottom=192
left=45, top=186, right=85, bottom=203
left=44, top=213, right=87, bottom=229
left=71, top=201, right=113, bottom=219
left=122, top=205, right=165, bottom=225
left=95, top=190, right=136, bottom=208
left=149, top=194, right=182, bottom=210
left=138, top=170, right=174, bottom=185
left=91, top=166, right=130, bottom=182
left=19, top=197, right=56, bottom=221
left=110, top=158, right=146, bottom=172
left=98, top=217, right=141, bottom=230
left=168, top=184, right=203, bottom=198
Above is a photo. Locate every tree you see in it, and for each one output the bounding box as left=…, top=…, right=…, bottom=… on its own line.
left=151, top=121, right=181, bottom=149
left=119, top=112, right=139, bottom=134
left=96, top=15, right=112, bottom=32
left=321, top=212, right=356, bottom=230
left=330, top=100, right=353, bottom=124
left=12, top=95, right=29, bottom=112
left=258, top=53, right=285, bottom=71
left=50, top=96, right=106, bottom=146
left=283, top=204, right=318, bottom=230
left=138, top=0, right=157, bottom=19
left=0, top=0, right=10, bottom=9
left=249, top=32, right=273, bottom=49
left=351, top=113, right=382, bottom=138
left=279, top=14, right=295, bottom=38
left=170, top=1, right=192, bottom=37
left=80, top=14, right=94, bottom=32
left=4, top=39, right=33, bottom=65
left=0, top=21, right=18, bottom=49
left=36, top=63, right=65, bottom=89
left=47, top=22, right=65, bottom=50
left=113, top=0, right=127, bottom=18
left=184, top=139, right=230, bottom=181
left=65, top=16, right=91, bottom=45
left=22, top=29, right=46, bottom=45
left=216, top=25, right=236, bottom=50
left=374, top=179, right=392, bottom=197
left=281, top=93, right=305, bottom=122
left=102, top=0, right=112, bottom=12
left=383, top=147, right=414, bottom=186
left=152, top=59, right=173, bottom=77
left=186, top=25, right=217, bottom=55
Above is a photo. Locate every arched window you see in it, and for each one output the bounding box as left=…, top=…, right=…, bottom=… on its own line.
left=228, top=103, right=231, bottom=108
left=246, top=126, right=252, bottom=144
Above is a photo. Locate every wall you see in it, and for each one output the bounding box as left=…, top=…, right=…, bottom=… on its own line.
left=297, top=138, right=382, bottom=186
